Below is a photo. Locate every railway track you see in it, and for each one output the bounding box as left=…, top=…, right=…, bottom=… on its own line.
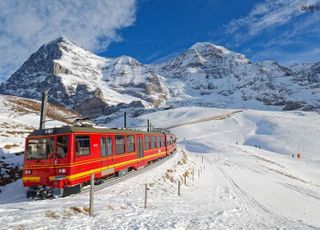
left=165, top=110, right=244, bottom=129
left=80, top=152, right=176, bottom=194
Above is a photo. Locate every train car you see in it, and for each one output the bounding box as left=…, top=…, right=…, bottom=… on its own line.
left=22, top=126, right=177, bottom=198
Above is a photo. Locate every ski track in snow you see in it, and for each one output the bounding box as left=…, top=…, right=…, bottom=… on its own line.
left=1, top=108, right=320, bottom=229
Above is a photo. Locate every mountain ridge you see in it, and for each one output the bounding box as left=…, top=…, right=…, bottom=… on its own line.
left=0, top=37, right=319, bottom=119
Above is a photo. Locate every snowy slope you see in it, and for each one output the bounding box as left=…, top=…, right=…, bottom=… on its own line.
left=1, top=107, right=319, bottom=229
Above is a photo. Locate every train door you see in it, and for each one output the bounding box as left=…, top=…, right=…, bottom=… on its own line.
left=100, top=136, right=115, bottom=176
left=55, top=135, right=70, bottom=175
left=136, top=135, right=144, bottom=168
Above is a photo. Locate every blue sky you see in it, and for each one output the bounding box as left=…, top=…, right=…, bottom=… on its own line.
left=0, top=0, right=320, bottom=81
left=100, top=0, right=257, bottom=63
left=102, top=0, right=320, bottom=65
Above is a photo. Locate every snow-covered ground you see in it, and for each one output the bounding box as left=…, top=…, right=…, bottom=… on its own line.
left=1, top=107, right=320, bottom=229
left=0, top=94, right=77, bottom=187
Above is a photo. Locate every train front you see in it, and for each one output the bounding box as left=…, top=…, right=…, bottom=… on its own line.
left=22, top=128, right=70, bottom=199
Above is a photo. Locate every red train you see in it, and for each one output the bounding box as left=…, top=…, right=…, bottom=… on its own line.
left=22, top=126, right=177, bottom=198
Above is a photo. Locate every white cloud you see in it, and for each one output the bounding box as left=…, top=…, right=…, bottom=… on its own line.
left=215, top=0, right=320, bottom=64
left=224, top=0, right=318, bottom=43
left=251, top=47, right=320, bottom=66
left=0, top=0, right=136, bottom=81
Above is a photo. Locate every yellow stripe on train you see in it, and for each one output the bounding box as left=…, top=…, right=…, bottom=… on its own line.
left=22, top=176, right=40, bottom=182
left=49, top=151, right=166, bottom=182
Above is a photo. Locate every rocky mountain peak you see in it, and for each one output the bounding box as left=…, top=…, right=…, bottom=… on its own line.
left=115, top=55, right=141, bottom=66
left=1, top=36, right=320, bottom=119
left=190, top=42, right=230, bottom=54
left=190, top=42, right=250, bottom=64
left=49, top=36, right=81, bottom=48
left=0, top=37, right=169, bottom=117
left=156, top=42, right=250, bottom=73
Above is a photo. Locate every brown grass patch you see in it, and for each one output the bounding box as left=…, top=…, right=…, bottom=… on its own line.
left=3, top=144, right=19, bottom=149
left=17, top=225, right=25, bottom=230
left=45, top=210, right=60, bottom=219
left=5, top=131, right=30, bottom=135
left=164, top=172, right=175, bottom=182
left=69, top=206, right=89, bottom=214
left=177, top=151, right=188, bottom=165
left=6, top=96, right=80, bottom=124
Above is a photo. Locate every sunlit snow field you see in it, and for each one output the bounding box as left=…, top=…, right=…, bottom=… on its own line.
left=1, top=107, right=320, bottom=229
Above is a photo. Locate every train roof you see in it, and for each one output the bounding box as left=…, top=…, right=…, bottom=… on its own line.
left=28, top=126, right=173, bottom=137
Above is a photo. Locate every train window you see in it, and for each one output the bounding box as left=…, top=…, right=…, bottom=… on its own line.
left=161, top=137, right=165, bottom=147
left=26, top=138, right=54, bottom=160
left=106, top=138, right=113, bottom=156
left=75, top=136, right=90, bottom=156
left=126, top=135, right=135, bottom=153
left=115, top=135, right=125, bottom=154
left=144, top=136, right=150, bottom=150
left=157, top=136, right=161, bottom=147
left=56, top=136, right=68, bottom=158
left=100, top=138, right=107, bottom=157
left=101, top=137, right=113, bottom=156
left=151, top=136, right=156, bottom=149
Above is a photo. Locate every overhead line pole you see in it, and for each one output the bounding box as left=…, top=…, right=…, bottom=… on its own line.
left=39, top=90, right=48, bottom=130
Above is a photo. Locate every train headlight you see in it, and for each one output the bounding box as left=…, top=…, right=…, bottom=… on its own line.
left=24, top=170, right=32, bottom=175
left=58, top=168, right=66, bottom=174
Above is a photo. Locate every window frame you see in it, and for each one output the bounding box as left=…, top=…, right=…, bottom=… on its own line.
left=161, top=136, right=165, bottom=147
left=115, top=135, right=125, bottom=155
left=101, top=136, right=113, bottom=157
left=151, top=136, right=156, bottom=149
left=106, top=137, right=113, bottom=156
left=26, top=137, right=54, bottom=160
left=56, top=135, right=69, bottom=158
left=126, top=135, right=135, bottom=153
left=100, top=137, right=107, bottom=157
left=157, top=136, right=161, bottom=148
left=144, top=135, right=150, bottom=150
left=75, top=135, right=91, bottom=157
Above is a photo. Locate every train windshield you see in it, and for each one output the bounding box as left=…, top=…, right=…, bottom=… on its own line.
left=26, top=138, right=54, bottom=160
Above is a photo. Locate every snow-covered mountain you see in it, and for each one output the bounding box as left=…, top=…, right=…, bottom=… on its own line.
left=0, top=37, right=166, bottom=117
left=153, top=43, right=320, bottom=110
left=1, top=37, right=320, bottom=117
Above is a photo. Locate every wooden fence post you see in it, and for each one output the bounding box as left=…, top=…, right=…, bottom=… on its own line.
left=178, top=180, right=181, bottom=196
left=89, top=174, right=94, bottom=216
left=144, top=184, right=148, bottom=208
